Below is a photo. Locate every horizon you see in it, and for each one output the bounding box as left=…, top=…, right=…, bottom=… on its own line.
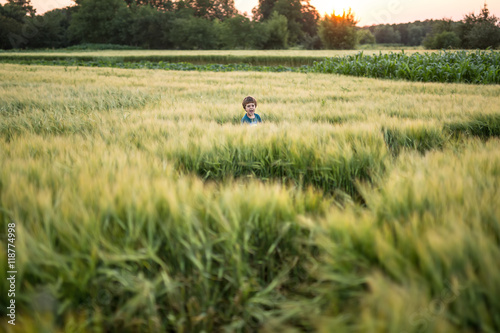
left=1, top=0, right=499, bottom=27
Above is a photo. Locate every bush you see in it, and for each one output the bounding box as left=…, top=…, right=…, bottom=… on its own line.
left=406, top=25, right=426, bottom=46
left=374, top=25, right=401, bottom=44
left=217, top=14, right=256, bottom=49
left=318, top=9, right=358, bottom=50
left=301, top=33, right=322, bottom=49
left=463, top=21, right=500, bottom=49
left=129, top=5, right=174, bottom=49
left=460, top=4, right=500, bottom=49
left=25, top=9, right=72, bottom=49
left=357, top=29, right=375, bottom=45
left=261, top=11, right=289, bottom=49
left=424, top=31, right=461, bottom=49
left=0, top=3, right=28, bottom=49
left=169, top=16, right=218, bottom=50
left=68, top=0, right=132, bottom=45
left=422, top=18, right=462, bottom=49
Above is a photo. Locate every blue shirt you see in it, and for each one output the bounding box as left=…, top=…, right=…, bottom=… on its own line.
left=241, top=113, right=262, bottom=124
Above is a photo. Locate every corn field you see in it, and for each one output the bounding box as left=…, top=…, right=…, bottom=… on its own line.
left=312, top=50, right=500, bottom=84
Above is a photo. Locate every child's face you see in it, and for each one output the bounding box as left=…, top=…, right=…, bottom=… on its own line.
left=245, top=103, right=256, bottom=117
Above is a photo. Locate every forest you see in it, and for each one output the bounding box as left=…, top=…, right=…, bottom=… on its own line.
left=1, top=0, right=500, bottom=50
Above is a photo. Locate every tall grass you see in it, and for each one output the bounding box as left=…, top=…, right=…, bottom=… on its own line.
left=163, top=123, right=388, bottom=201
left=1, top=63, right=499, bottom=332
left=0, top=139, right=329, bottom=332
left=382, top=120, right=446, bottom=156
left=444, top=113, right=500, bottom=140
left=303, top=139, right=500, bottom=332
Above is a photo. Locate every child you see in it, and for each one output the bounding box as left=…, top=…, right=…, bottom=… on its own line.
left=241, top=96, right=262, bottom=125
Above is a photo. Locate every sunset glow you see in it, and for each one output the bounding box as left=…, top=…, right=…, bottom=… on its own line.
left=309, top=0, right=500, bottom=26
left=1, top=0, right=499, bottom=27
left=312, top=0, right=355, bottom=17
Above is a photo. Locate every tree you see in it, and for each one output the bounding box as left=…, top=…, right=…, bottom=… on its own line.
left=299, top=0, right=320, bottom=48
left=169, top=15, right=217, bottom=49
left=252, top=0, right=275, bottom=21
left=272, top=0, right=304, bottom=44
left=6, top=0, right=34, bottom=16
left=0, top=5, right=20, bottom=49
left=69, top=0, right=132, bottom=44
left=424, top=31, right=461, bottom=49
left=318, top=9, right=358, bottom=49
left=181, top=0, right=236, bottom=21
left=217, top=14, right=256, bottom=49
left=300, top=0, right=319, bottom=37
left=25, top=8, right=72, bottom=49
left=435, top=31, right=461, bottom=48
left=357, top=28, right=375, bottom=45
left=261, top=11, right=288, bottom=49
left=129, top=4, right=174, bottom=48
left=407, top=25, right=426, bottom=46
left=422, top=18, right=462, bottom=49
left=459, top=4, right=500, bottom=49
left=374, top=25, right=401, bottom=44
left=252, top=0, right=319, bottom=46
left=367, top=20, right=441, bottom=46
left=0, top=2, right=33, bottom=49
left=123, top=0, right=175, bottom=11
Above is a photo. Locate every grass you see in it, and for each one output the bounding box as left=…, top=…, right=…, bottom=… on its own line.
left=0, top=49, right=430, bottom=67
left=0, top=63, right=499, bottom=332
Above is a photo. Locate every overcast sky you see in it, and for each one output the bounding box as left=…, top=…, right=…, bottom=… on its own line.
left=2, top=0, right=499, bottom=26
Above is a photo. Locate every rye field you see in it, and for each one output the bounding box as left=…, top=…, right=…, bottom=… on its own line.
left=1, top=50, right=500, bottom=332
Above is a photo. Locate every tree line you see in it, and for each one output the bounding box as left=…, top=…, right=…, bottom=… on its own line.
left=364, top=5, right=500, bottom=50
left=1, top=0, right=499, bottom=50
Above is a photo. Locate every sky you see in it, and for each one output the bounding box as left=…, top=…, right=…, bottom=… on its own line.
left=1, top=0, right=499, bottom=26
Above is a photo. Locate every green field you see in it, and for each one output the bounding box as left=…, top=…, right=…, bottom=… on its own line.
left=1, top=59, right=500, bottom=333
left=2, top=49, right=498, bottom=84
left=0, top=49, right=429, bottom=68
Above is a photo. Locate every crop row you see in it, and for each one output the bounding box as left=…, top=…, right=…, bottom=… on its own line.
left=1, top=50, right=499, bottom=84
left=311, top=50, right=500, bottom=84
left=0, top=53, right=323, bottom=67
